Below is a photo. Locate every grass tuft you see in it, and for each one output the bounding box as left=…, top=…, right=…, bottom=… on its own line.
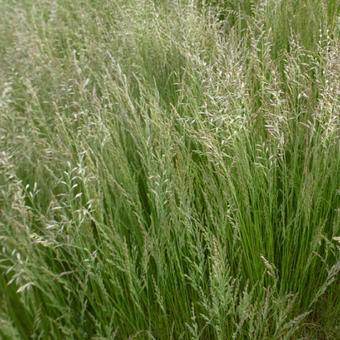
left=1, top=0, right=339, bottom=338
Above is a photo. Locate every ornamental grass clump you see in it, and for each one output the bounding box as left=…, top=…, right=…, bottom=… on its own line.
left=0, top=0, right=339, bottom=338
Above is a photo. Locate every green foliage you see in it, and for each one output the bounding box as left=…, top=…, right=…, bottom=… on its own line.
left=0, top=0, right=339, bottom=338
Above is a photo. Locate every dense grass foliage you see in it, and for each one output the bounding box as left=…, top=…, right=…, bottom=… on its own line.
left=0, top=0, right=339, bottom=338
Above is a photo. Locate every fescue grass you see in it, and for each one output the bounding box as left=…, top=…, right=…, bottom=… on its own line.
left=0, top=0, right=339, bottom=338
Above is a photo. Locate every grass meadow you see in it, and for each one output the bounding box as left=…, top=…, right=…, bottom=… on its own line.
left=0, top=0, right=339, bottom=338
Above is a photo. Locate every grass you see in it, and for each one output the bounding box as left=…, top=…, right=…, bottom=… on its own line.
left=0, top=0, right=339, bottom=338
